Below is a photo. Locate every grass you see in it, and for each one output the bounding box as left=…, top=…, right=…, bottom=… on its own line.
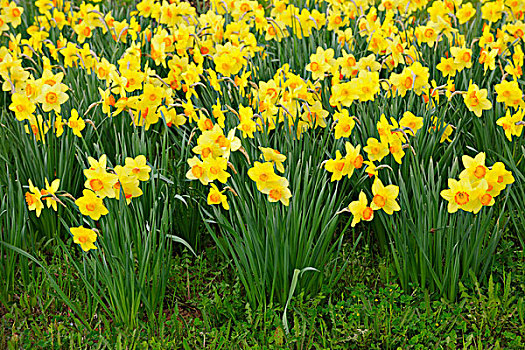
left=1, top=237, right=524, bottom=349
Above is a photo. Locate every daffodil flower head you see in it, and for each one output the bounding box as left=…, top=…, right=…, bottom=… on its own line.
left=124, top=155, right=151, bottom=182
left=43, top=178, right=60, bottom=211
left=440, top=178, right=476, bottom=213
left=348, top=191, right=374, bottom=227
left=75, top=189, right=109, bottom=220
left=71, top=226, right=98, bottom=252
left=248, top=161, right=280, bottom=193
left=459, top=152, right=488, bottom=183
left=207, top=183, right=229, bottom=210
left=25, top=179, right=44, bottom=217
left=259, top=147, right=286, bottom=173
left=371, top=177, right=400, bottom=215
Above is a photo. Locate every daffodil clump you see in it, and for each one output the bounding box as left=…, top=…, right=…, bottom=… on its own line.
left=24, top=178, right=61, bottom=217
left=4, top=0, right=525, bottom=306
left=342, top=178, right=401, bottom=227
left=325, top=111, right=423, bottom=225
left=24, top=154, right=151, bottom=251
left=2, top=0, right=524, bottom=219
left=440, top=152, right=514, bottom=214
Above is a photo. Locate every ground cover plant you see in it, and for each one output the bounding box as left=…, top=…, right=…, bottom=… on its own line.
left=1, top=0, right=525, bottom=348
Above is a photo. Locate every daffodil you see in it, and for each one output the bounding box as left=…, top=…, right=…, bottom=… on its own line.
left=37, top=83, right=69, bottom=113
left=324, top=150, right=349, bottom=181
left=87, top=155, right=107, bottom=172
left=266, top=177, right=292, bottom=206
left=440, top=178, right=476, bottom=213
left=354, top=70, right=380, bottom=102
left=301, top=101, right=328, bottom=129
left=338, top=50, right=357, bottom=77
left=197, top=113, right=215, bottom=132
left=71, top=226, right=98, bottom=252
left=485, top=162, right=515, bottom=197
left=479, top=48, right=498, bottom=71
left=4, top=2, right=23, bottom=27
left=207, top=183, right=229, bottom=210
left=388, top=136, right=405, bottom=164
left=468, top=180, right=494, bottom=214
left=463, top=83, right=492, bottom=117
left=496, top=109, right=524, bottom=141
left=436, top=57, right=457, bottom=78
left=370, top=178, right=400, bottom=215
left=450, top=46, right=472, bottom=71
left=347, top=191, right=374, bottom=227
left=25, top=115, right=50, bottom=143
left=457, top=3, right=475, bottom=24
left=259, top=147, right=286, bottom=173
left=459, top=152, right=488, bottom=183
left=54, top=114, right=65, bottom=137
left=334, top=109, right=355, bottom=139
left=211, top=98, right=225, bottom=127
left=124, top=155, right=151, bottom=181
left=364, top=160, right=378, bottom=177
left=364, top=137, right=389, bottom=162
left=9, top=92, right=35, bottom=121
left=84, top=168, right=118, bottom=199
left=495, top=80, right=523, bottom=109
left=186, top=156, right=209, bottom=185
left=42, top=178, right=60, bottom=211
left=203, top=156, right=230, bottom=184
left=429, top=116, right=454, bottom=143
left=306, top=47, right=335, bottom=81
left=343, top=142, right=363, bottom=178
left=113, top=165, right=143, bottom=203
left=68, top=109, right=86, bottom=137
left=399, top=112, right=423, bottom=136
left=248, top=161, right=280, bottom=192
left=25, top=179, right=44, bottom=217
left=75, top=189, right=109, bottom=220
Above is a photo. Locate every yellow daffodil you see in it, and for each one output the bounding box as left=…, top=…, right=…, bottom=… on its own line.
left=75, top=189, right=109, bottom=220
left=37, top=83, right=69, bottom=113
left=343, top=142, right=363, bottom=179
left=463, top=83, right=492, bottom=117
left=496, top=109, right=524, bottom=141
left=324, top=150, right=349, bottom=181
left=9, top=92, right=35, bottom=121
left=370, top=178, right=400, bottom=215
left=459, top=152, right=488, bottom=183
left=399, top=112, right=423, bottom=136
left=70, top=226, right=98, bottom=252
left=334, top=109, right=355, bottom=139
left=259, top=147, right=286, bottom=173
left=25, top=179, right=44, bottom=217
left=440, top=178, right=476, bottom=213
left=266, top=177, right=292, bottom=206
left=364, top=137, right=389, bottom=162
left=68, top=109, right=86, bottom=137
left=495, top=80, right=523, bottom=109
left=248, top=161, right=280, bottom=192
left=124, top=155, right=151, bottom=181
left=207, top=183, right=229, bottom=210
left=485, top=162, right=515, bottom=197
left=347, top=191, right=374, bottom=227
left=84, top=167, right=118, bottom=199
left=203, top=156, right=230, bottom=184
left=42, top=178, right=60, bottom=211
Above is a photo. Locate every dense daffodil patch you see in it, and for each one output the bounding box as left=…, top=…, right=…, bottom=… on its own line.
left=2, top=0, right=525, bottom=310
